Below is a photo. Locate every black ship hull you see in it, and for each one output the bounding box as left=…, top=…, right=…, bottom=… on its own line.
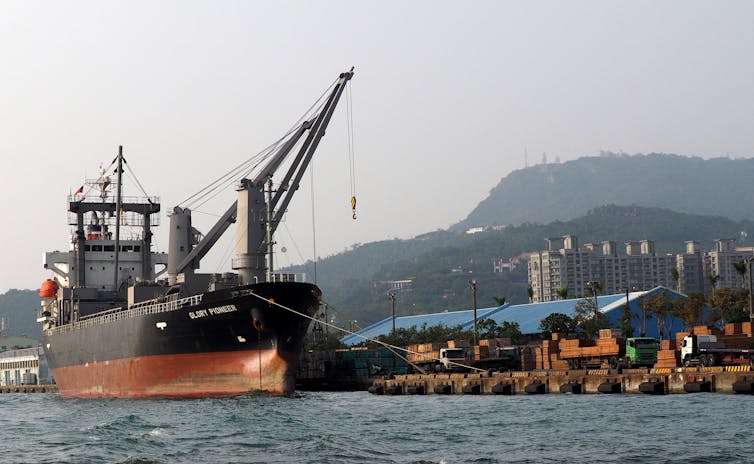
left=42, top=282, right=320, bottom=398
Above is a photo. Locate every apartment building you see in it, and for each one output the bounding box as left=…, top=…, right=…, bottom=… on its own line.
left=528, top=235, right=675, bottom=303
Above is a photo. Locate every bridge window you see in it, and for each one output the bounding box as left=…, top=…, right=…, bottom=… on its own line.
left=104, top=245, right=115, bottom=252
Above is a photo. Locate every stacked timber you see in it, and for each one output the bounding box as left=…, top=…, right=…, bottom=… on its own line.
left=479, top=338, right=512, bottom=348
left=520, top=346, right=536, bottom=371
left=655, top=345, right=679, bottom=368
left=720, top=322, right=753, bottom=349
left=406, top=343, right=445, bottom=363
left=536, top=339, right=570, bottom=370
left=472, top=345, right=490, bottom=361
left=595, top=335, right=623, bottom=356
left=447, top=339, right=470, bottom=349
left=557, top=338, right=583, bottom=359
left=693, top=325, right=723, bottom=336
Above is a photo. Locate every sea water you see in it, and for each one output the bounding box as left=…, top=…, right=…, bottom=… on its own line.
left=0, top=392, right=751, bottom=463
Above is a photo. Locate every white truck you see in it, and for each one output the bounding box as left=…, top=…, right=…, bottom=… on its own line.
left=680, top=334, right=754, bottom=367
left=412, top=347, right=520, bottom=373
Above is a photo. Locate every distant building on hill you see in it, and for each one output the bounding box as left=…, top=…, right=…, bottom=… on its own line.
left=528, top=235, right=675, bottom=303
left=528, top=235, right=754, bottom=301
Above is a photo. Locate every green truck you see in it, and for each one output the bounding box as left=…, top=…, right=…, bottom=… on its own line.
left=563, top=337, right=659, bottom=370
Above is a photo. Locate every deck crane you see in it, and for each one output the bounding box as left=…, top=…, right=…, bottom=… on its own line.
left=166, top=68, right=354, bottom=291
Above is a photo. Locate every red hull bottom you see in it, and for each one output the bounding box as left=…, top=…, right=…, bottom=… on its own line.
left=51, top=349, right=297, bottom=398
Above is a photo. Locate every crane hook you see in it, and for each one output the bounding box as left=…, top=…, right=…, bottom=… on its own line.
left=351, top=195, right=357, bottom=220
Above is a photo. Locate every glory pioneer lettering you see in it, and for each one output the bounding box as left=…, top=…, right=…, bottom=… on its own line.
left=189, top=305, right=238, bottom=319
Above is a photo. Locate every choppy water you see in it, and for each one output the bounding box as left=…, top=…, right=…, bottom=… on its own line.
left=0, top=391, right=752, bottom=463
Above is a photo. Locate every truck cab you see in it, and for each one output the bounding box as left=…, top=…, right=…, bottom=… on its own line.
left=625, top=337, right=660, bottom=367
left=438, top=348, right=466, bottom=371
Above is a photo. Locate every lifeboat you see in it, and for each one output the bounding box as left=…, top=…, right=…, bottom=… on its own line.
left=39, top=279, right=59, bottom=298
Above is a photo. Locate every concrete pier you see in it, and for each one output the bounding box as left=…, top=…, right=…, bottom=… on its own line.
left=0, top=385, right=58, bottom=394
left=369, top=366, right=754, bottom=395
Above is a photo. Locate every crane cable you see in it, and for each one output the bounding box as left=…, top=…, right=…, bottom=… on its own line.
left=177, top=79, right=338, bottom=210
left=346, top=81, right=357, bottom=220
left=248, top=290, right=487, bottom=374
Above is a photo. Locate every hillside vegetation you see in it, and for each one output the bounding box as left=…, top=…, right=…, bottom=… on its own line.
left=455, top=153, right=754, bottom=231
left=288, top=205, right=754, bottom=329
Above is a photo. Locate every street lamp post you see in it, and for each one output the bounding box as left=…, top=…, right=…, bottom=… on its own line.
left=747, top=258, right=753, bottom=322
left=469, top=280, right=478, bottom=346
left=388, top=292, right=396, bottom=334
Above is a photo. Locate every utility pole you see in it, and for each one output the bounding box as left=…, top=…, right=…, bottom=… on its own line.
left=389, top=292, right=396, bottom=334
left=469, top=280, right=478, bottom=346
left=747, top=258, right=753, bottom=322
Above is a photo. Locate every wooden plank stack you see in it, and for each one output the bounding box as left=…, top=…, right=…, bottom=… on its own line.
left=654, top=348, right=679, bottom=368
left=406, top=342, right=445, bottom=363
left=720, top=322, right=753, bottom=349
left=472, top=345, right=489, bottom=361
left=520, top=346, right=536, bottom=371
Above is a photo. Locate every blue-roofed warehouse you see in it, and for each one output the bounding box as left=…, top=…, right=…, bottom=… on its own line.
left=340, top=286, right=689, bottom=345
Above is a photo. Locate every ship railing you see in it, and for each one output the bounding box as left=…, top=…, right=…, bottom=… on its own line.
left=46, top=294, right=204, bottom=336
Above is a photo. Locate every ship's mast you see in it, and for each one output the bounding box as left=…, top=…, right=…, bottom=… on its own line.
left=113, top=145, right=124, bottom=291
left=265, top=176, right=274, bottom=282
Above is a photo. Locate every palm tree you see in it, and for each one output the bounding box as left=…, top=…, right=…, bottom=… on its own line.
left=671, top=267, right=680, bottom=292
left=733, top=261, right=747, bottom=288
left=556, top=287, right=568, bottom=300
left=493, top=295, right=506, bottom=306
left=707, top=273, right=720, bottom=296
left=526, top=285, right=534, bottom=303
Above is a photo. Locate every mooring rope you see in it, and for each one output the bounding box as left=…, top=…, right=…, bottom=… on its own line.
left=248, top=291, right=487, bottom=374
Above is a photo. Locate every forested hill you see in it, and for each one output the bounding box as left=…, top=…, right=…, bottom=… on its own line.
left=287, top=205, right=754, bottom=328
left=0, top=289, right=40, bottom=340
left=454, top=153, right=754, bottom=231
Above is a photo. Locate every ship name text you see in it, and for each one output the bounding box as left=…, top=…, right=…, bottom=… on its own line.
left=189, top=305, right=238, bottom=319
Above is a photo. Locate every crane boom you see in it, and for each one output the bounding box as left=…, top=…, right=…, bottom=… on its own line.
left=167, top=68, right=355, bottom=285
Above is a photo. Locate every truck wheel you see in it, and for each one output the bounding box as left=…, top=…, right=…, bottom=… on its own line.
left=706, top=355, right=716, bottom=367
left=699, top=356, right=708, bottom=367
left=609, top=357, right=619, bottom=370
left=749, top=357, right=754, bottom=368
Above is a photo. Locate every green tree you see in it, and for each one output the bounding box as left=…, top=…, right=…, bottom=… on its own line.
left=733, top=261, right=747, bottom=289
left=707, top=273, right=720, bottom=296
left=573, top=297, right=609, bottom=339
left=496, top=321, right=527, bottom=345
left=538, top=313, right=577, bottom=339
left=620, top=303, right=636, bottom=338
left=526, top=285, right=534, bottom=303
left=556, top=287, right=568, bottom=300
left=493, top=295, right=506, bottom=306
left=671, top=267, right=680, bottom=292
left=672, top=292, right=706, bottom=331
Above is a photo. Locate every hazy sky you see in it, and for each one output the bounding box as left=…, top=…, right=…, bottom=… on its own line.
left=1, top=1, right=753, bottom=293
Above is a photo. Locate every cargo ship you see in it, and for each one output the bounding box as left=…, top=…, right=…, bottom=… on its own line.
left=37, top=69, right=354, bottom=398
